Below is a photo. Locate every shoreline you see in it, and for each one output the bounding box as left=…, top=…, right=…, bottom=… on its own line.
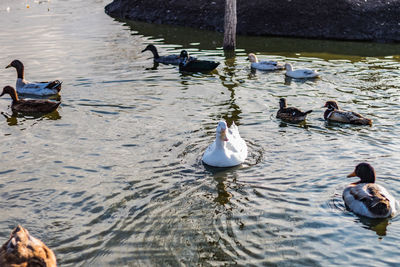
left=105, top=0, right=400, bottom=43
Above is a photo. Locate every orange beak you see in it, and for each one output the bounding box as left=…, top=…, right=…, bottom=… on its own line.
left=220, top=129, right=228, bottom=142
left=347, top=171, right=357, bottom=178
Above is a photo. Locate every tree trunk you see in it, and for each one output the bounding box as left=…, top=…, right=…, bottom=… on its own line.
left=223, top=0, right=237, bottom=50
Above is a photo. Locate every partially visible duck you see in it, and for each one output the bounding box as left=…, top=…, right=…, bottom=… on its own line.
left=276, top=98, right=312, bottom=123
left=343, top=163, right=397, bottom=218
left=6, top=59, right=62, bottom=96
left=324, top=100, right=372, bottom=125
left=247, top=53, right=284, bottom=71
left=0, top=86, right=60, bottom=113
left=0, top=225, right=57, bottom=267
left=141, top=44, right=196, bottom=65
left=179, top=50, right=219, bottom=73
left=202, top=121, right=247, bottom=168
left=284, top=63, right=319, bottom=79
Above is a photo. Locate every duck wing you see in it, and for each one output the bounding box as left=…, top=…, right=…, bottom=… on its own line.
left=180, top=60, right=219, bottom=72
left=14, top=99, right=61, bottom=113
left=343, top=183, right=392, bottom=218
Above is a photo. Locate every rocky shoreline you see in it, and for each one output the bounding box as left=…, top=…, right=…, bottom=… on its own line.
left=105, top=0, right=400, bottom=43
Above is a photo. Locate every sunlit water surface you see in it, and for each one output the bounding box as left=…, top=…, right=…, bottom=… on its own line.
left=1, top=0, right=400, bottom=266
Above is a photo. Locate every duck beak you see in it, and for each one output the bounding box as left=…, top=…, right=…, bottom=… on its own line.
left=141, top=48, right=147, bottom=53
left=5, top=64, right=11, bottom=69
left=220, top=129, right=228, bottom=142
left=347, top=171, right=357, bottom=178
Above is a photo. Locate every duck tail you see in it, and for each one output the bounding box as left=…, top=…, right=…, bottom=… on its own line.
left=355, top=118, right=372, bottom=126
left=304, top=110, right=313, bottom=115
left=46, top=80, right=62, bottom=91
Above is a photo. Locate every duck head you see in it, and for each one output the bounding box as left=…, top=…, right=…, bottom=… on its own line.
left=0, top=225, right=57, bottom=267
left=247, top=53, right=258, bottom=63
left=324, top=100, right=339, bottom=110
left=347, top=163, right=376, bottom=184
left=0, top=86, right=18, bottom=102
left=284, top=63, right=293, bottom=71
left=141, top=44, right=156, bottom=53
left=141, top=44, right=159, bottom=59
left=5, top=60, right=24, bottom=79
left=179, top=50, right=189, bottom=64
left=279, top=98, right=287, bottom=109
left=216, top=121, right=228, bottom=142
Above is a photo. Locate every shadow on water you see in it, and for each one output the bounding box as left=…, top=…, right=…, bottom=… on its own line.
left=120, top=19, right=400, bottom=58
left=356, top=216, right=390, bottom=238
left=1, top=110, right=61, bottom=126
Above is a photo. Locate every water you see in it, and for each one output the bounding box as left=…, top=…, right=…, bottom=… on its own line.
left=1, top=0, right=400, bottom=266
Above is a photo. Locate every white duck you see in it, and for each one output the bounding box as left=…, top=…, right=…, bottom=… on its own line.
left=202, top=121, right=247, bottom=168
left=343, top=163, right=397, bottom=218
left=284, top=63, right=319, bottom=79
left=247, top=53, right=284, bottom=71
left=6, top=59, right=62, bottom=96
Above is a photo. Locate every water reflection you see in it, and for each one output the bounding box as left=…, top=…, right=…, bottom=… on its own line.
left=357, top=217, right=390, bottom=237
left=1, top=110, right=61, bottom=126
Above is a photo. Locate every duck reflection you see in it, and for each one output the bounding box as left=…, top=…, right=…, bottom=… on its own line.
left=204, top=164, right=241, bottom=206
left=1, top=110, right=61, bottom=126
left=356, top=216, right=390, bottom=237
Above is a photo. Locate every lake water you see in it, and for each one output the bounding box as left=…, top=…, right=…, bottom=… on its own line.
left=1, top=0, right=400, bottom=266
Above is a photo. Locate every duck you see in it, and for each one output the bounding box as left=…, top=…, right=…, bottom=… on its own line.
left=0, top=225, right=57, bottom=267
left=202, top=121, right=247, bottom=168
left=284, top=63, right=319, bottom=79
left=6, top=59, right=62, bottom=96
left=343, top=163, right=397, bottom=218
left=0, top=86, right=60, bottom=113
left=141, top=44, right=196, bottom=65
left=324, top=100, right=372, bottom=125
left=179, top=50, right=219, bottom=73
left=276, top=98, right=313, bottom=123
left=247, top=53, right=284, bottom=71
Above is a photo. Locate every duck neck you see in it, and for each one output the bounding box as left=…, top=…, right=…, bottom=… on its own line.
left=215, top=135, right=226, bottom=149
left=9, top=89, right=19, bottom=103
left=150, top=47, right=160, bottom=59
left=324, top=108, right=333, bottom=120
left=16, top=65, right=24, bottom=79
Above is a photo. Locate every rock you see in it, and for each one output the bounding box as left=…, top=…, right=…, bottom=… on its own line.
left=105, top=0, right=400, bottom=42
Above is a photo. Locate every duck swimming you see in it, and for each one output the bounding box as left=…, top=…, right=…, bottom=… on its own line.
left=6, top=59, right=62, bottom=96
left=343, top=163, right=397, bottom=218
left=247, top=53, right=284, bottom=71
left=284, top=63, right=319, bottom=79
left=276, top=98, right=312, bottom=123
left=0, top=225, right=57, bottom=267
left=179, top=50, right=219, bottom=73
left=141, top=44, right=196, bottom=65
left=0, top=86, right=60, bottom=113
left=324, top=100, right=372, bottom=125
left=202, top=121, right=247, bottom=168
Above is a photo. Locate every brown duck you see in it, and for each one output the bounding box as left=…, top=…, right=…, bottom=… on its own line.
left=276, top=98, right=312, bottom=123
left=0, top=86, right=60, bottom=113
left=324, top=100, right=372, bottom=125
left=0, top=225, right=57, bottom=267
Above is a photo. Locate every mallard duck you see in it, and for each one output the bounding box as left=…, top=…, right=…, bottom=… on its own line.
left=0, top=86, right=60, bottom=113
left=324, top=100, right=372, bottom=125
left=6, top=59, right=62, bottom=96
left=284, top=63, right=319, bottom=79
left=179, top=50, right=219, bottom=73
left=276, top=98, right=312, bottom=123
left=0, top=225, right=57, bottom=267
left=247, top=53, right=284, bottom=71
left=343, top=163, right=397, bottom=218
left=202, top=121, right=247, bottom=167
left=141, top=44, right=196, bottom=65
